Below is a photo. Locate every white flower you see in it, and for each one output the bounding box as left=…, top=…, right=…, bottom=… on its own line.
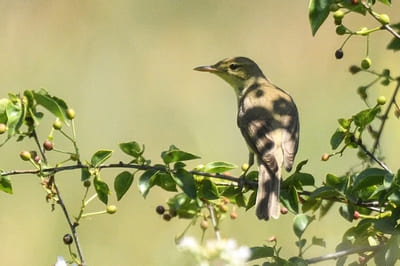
left=54, top=256, right=77, bottom=266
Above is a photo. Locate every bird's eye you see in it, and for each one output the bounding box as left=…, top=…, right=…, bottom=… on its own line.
left=229, top=64, right=239, bottom=70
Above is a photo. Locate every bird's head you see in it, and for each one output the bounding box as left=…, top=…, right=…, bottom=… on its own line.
left=194, top=57, right=265, bottom=96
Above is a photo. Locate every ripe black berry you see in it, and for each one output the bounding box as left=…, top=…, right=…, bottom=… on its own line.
left=335, top=49, right=344, bottom=59
left=63, top=234, right=73, bottom=245
left=156, top=205, right=165, bottom=215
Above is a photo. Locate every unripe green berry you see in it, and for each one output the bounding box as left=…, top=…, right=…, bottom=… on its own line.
left=0, top=123, right=7, bottom=134
left=361, top=57, right=372, bottom=70
left=377, top=96, right=386, bottom=105
left=66, top=108, right=76, bottom=120
left=53, top=118, right=62, bottom=130
left=333, top=10, right=344, bottom=20
left=378, top=14, right=390, bottom=25
left=219, top=204, right=228, bottom=213
left=20, top=151, right=31, bottom=161
left=241, top=163, right=249, bottom=172
left=63, top=234, right=73, bottom=245
left=106, top=205, right=117, bottom=214
left=70, top=153, right=79, bottom=161
left=336, top=25, right=346, bottom=35
left=358, top=27, right=369, bottom=36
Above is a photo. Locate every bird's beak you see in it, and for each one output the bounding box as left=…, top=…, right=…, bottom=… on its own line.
left=193, top=65, right=218, bottom=73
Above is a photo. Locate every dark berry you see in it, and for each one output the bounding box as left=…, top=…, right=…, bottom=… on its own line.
left=335, top=49, right=344, bottom=59
left=43, top=140, right=53, bottom=151
left=156, top=205, right=165, bottom=215
left=163, top=213, right=172, bottom=221
left=349, top=65, right=361, bottom=74
left=63, top=234, right=73, bottom=245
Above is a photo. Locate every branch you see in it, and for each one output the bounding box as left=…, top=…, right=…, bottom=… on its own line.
left=355, top=138, right=393, bottom=175
left=372, top=80, right=400, bottom=155
left=305, top=244, right=383, bottom=264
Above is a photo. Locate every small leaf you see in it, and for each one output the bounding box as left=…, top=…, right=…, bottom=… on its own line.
left=312, top=236, right=326, bottom=247
left=385, top=234, right=400, bottom=266
left=331, top=129, right=346, bottom=149
left=161, top=145, right=200, bottom=164
left=295, top=160, right=308, bottom=173
left=353, top=107, right=380, bottom=128
left=339, top=204, right=354, bottom=222
left=0, top=98, right=9, bottom=123
left=199, top=179, right=219, bottom=200
left=281, top=186, right=299, bottom=214
left=378, top=0, right=391, bottom=5
left=203, top=161, right=237, bottom=173
left=338, top=118, right=351, bottom=129
left=293, top=214, right=313, bottom=238
left=308, top=0, right=331, bottom=36
left=326, top=174, right=348, bottom=192
left=81, top=167, right=91, bottom=181
left=352, top=168, right=387, bottom=191
left=309, top=186, right=344, bottom=199
left=154, top=172, right=178, bottom=192
left=32, top=89, right=67, bottom=122
left=246, top=191, right=257, bottom=210
left=91, top=149, right=113, bottom=167
left=0, top=176, right=12, bottom=194
left=114, top=171, right=134, bottom=201
left=6, top=98, right=23, bottom=137
left=288, top=257, right=308, bottom=266
left=249, top=246, right=274, bottom=261
left=173, top=169, right=197, bottom=199
left=119, top=141, right=144, bottom=158
left=94, top=176, right=109, bottom=204
left=138, top=169, right=157, bottom=198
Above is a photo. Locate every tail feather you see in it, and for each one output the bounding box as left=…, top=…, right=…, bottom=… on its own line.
left=255, top=163, right=280, bottom=220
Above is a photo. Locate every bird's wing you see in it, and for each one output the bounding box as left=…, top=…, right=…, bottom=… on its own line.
left=281, top=106, right=299, bottom=171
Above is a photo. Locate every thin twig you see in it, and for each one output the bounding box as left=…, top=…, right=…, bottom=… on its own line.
left=305, top=244, right=383, bottom=264
left=372, top=80, right=400, bottom=155
left=31, top=129, right=47, bottom=164
left=208, top=204, right=221, bottom=241
left=356, top=138, right=393, bottom=175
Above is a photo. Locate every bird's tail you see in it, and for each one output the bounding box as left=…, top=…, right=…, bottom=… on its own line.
left=255, top=163, right=281, bottom=220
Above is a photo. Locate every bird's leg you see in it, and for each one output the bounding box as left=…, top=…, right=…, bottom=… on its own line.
left=238, top=152, right=254, bottom=190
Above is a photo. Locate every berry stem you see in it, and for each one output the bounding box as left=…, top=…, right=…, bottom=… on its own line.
left=208, top=204, right=221, bottom=241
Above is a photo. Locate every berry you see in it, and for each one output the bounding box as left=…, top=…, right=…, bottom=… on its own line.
left=361, top=57, right=372, bottom=70
left=63, top=234, right=73, bottom=245
left=156, top=205, right=165, bottom=215
left=333, top=10, right=344, bottom=20
left=20, top=151, right=31, bottom=161
left=321, top=153, right=330, bottom=161
left=70, top=153, right=79, bottom=161
left=34, top=155, right=41, bottom=163
left=280, top=207, right=288, bottom=215
left=335, top=25, right=346, bottom=35
left=353, top=211, right=360, bottom=220
left=43, top=140, right=53, bottom=151
left=241, top=163, right=249, bottom=172
left=200, top=220, right=209, bottom=230
left=349, top=65, right=361, bottom=74
left=268, top=236, right=277, bottom=242
left=219, top=204, right=228, bottom=213
left=163, top=213, right=172, bottom=221
left=66, top=108, right=76, bottom=120
left=377, top=96, right=386, bottom=105
left=230, top=212, right=238, bottom=219
left=351, top=0, right=359, bottom=4
left=106, top=205, right=117, bottom=214
left=394, top=108, right=400, bottom=118
left=378, top=14, right=390, bottom=25
left=335, top=49, right=344, bottom=59
left=83, top=180, right=91, bottom=188
left=53, top=119, right=62, bottom=130
left=0, top=123, right=6, bottom=134
left=358, top=27, right=369, bottom=36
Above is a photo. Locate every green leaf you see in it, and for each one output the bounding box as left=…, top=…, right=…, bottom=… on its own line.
left=248, top=246, right=274, bottom=261
left=378, top=0, right=391, bottom=5
left=338, top=118, right=351, bottom=129
left=288, top=257, right=308, bottom=266
left=91, top=149, right=113, bottom=167
left=173, top=169, right=197, bottom=199
left=301, top=198, right=321, bottom=213
left=295, top=160, right=308, bottom=173
left=296, top=239, right=307, bottom=248
left=312, top=236, right=326, bottom=247
left=326, top=174, right=348, bottom=192
left=154, top=172, right=178, bottom=192
left=319, top=200, right=335, bottom=219
left=339, top=204, right=354, bottom=222
left=119, top=141, right=144, bottom=158
left=353, top=107, right=380, bottom=128
left=352, top=168, right=387, bottom=191
left=6, top=98, right=23, bottom=137
left=281, top=186, right=299, bottom=214
left=203, top=161, right=237, bottom=173
left=308, top=0, right=332, bottom=36
left=310, top=186, right=343, bottom=199
left=387, top=36, right=400, bottom=51
left=246, top=191, right=257, bottom=210
left=167, top=193, right=199, bottom=219
left=81, top=167, right=91, bottom=181
left=161, top=145, right=200, bottom=164
left=293, top=214, right=313, bottom=238
left=330, top=129, right=346, bottom=149
left=138, top=169, right=157, bottom=198
left=0, top=176, right=12, bottom=194
left=114, top=171, right=134, bottom=201
left=0, top=98, right=9, bottom=123
left=94, top=176, right=109, bottom=204
left=199, top=179, right=219, bottom=200
left=32, top=89, right=67, bottom=122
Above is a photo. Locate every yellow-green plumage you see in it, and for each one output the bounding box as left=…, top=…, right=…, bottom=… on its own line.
left=195, top=57, right=299, bottom=220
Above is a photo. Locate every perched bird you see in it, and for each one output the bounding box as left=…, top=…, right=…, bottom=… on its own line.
left=194, top=57, right=299, bottom=220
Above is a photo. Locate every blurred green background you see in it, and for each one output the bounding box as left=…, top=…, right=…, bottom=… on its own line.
left=0, top=1, right=399, bottom=265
